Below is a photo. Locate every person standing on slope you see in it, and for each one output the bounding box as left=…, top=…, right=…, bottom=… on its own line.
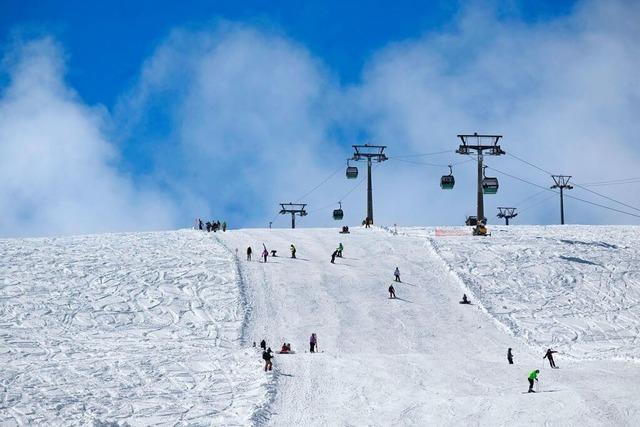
left=260, top=339, right=266, bottom=351
left=394, top=267, right=401, bottom=282
left=389, top=284, right=396, bottom=299
left=263, top=347, right=273, bottom=371
left=262, top=244, right=269, bottom=263
left=290, top=244, right=296, bottom=259
left=331, top=250, right=338, bottom=264
left=507, top=348, right=514, bottom=364
left=543, top=348, right=558, bottom=368
left=336, top=243, right=344, bottom=258
left=527, top=369, right=539, bottom=393
left=310, top=333, right=318, bottom=353
left=247, top=246, right=252, bottom=261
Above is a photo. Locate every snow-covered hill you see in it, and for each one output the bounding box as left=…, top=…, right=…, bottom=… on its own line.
left=2, top=225, right=639, bottom=426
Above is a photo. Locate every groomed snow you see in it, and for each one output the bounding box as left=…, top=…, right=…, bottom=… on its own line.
left=2, top=225, right=640, bottom=426
left=0, top=231, right=267, bottom=426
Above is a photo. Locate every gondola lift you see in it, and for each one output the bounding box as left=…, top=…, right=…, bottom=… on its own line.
left=440, top=165, right=455, bottom=190
left=346, top=159, right=358, bottom=179
left=333, top=202, right=344, bottom=220
left=482, top=166, right=499, bottom=194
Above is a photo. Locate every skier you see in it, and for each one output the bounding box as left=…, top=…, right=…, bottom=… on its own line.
left=262, top=347, right=273, bottom=372
left=527, top=369, right=540, bottom=393
left=260, top=339, right=266, bottom=351
left=543, top=348, right=558, bottom=368
left=309, top=333, right=318, bottom=353
left=262, top=248, right=269, bottom=263
left=290, top=244, right=296, bottom=259
left=336, top=243, right=344, bottom=258
left=394, top=267, right=401, bottom=282
left=389, top=284, right=396, bottom=299
left=331, top=250, right=338, bottom=264
left=507, top=348, right=514, bottom=364
left=247, top=246, right=252, bottom=261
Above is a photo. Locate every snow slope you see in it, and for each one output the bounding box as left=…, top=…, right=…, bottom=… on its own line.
left=400, top=225, right=640, bottom=361
left=2, top=225, right=639, bottom=426
left=0, top=231, right=266, bottom=426
left=220, top=226, right=640, bottom=426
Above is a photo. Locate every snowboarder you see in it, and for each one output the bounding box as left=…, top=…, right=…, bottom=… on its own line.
left=262, top=248, right=269, bottom=263
left=507, top=348, right=513, bottom=364
left=527, top=369, right=539, bottom=393
left=460, top=294, right=471, bottom=304
left=543, top=348, right=558, bottom=368
left=247, top=246, right=252, bottom=261
left=262, top=347, right=273, bottom=371
left=309, top=333, right=318, bottom=353
left=394, top=267, right=401, bottom=282
left=389, top=284, right=396, bottom=299
left=331, top=250, right=337, bottom=264
left=290, top=244, right=296, bottom=259
left=336, top=243, right=344, bottom=258
left=270, top=250, right=277, bottom=257
left=260, top=339, right=266, bottom=351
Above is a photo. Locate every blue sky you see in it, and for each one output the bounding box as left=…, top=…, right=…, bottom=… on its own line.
left=1, top=0, right=639, bottom=237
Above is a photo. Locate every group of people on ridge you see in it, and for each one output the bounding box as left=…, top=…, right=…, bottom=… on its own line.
left=196, top=218, right=227, bottom=232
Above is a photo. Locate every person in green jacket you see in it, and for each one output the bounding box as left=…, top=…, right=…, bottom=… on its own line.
left=337, top=243, right=344, bottom=258
left=528, top=369, right=540, bottom=393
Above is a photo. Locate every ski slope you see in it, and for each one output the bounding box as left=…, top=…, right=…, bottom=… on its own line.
left=0, top=231, right=267, bottom=426
left=220, top=226, right=640, bottom=426
left=1, top=225, right=639, bottom=425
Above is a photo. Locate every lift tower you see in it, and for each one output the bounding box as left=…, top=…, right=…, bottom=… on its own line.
left=497, top=207, right=518, bottom=225
left=456, top=133, right=505, bottom=230
left=551, top=175, right=573, bottom=225
left=350, top=144, right=388, bottom=224
left=279, top=203, right=307, bottom=229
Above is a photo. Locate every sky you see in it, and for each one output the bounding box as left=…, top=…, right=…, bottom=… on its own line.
left=1, top=0, right=639, bottom=237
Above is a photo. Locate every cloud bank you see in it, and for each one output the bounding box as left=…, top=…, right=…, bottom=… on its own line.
left=1, top=0, right=639, bottom=237
left=0, top=39, right=177, bottom=237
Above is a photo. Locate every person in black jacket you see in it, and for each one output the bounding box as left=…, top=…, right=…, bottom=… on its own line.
left=543, top=348, right=558, bottom=368
left=262, top=347, right=273, bottom=371
left=507, top=348, right=513, bottom=364
left=260, top=339, right=266, bottom=351
left=247, top=246, right=252, bottom=261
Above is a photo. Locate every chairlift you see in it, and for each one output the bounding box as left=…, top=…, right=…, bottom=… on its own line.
left=333, top=202, right=344, bottom=221
left=482, top=166, right=499, bottom=194
left=440, top=165, right=455, bottom=190
left=346, top=159, right=358, bottom=179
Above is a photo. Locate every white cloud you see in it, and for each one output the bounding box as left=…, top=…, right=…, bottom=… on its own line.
left=0, top=38, right=177, bottom=237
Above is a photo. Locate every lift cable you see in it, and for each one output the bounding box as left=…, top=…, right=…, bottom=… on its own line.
left=294, top=165, right=343, bottom=202
left=506, top=150, right=640, bottom=213
left=486, top=166, right=640, bottom=219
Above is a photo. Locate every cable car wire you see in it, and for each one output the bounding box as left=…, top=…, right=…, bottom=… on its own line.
left=487, top=166, right=640, bottom=219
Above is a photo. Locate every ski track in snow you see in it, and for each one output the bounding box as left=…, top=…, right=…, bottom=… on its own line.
left=399, top=225, right=640, bottom=361
left=0, top=230, right=267, bottom=426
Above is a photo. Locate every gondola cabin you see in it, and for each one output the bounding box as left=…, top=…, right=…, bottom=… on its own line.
left=333, top=208, right=344, bottom=220
left=482, top=177, right=499, bottom=194
left=346, top=166, right=358, bottom=179
left=440, top=175, right=455, bottom=190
